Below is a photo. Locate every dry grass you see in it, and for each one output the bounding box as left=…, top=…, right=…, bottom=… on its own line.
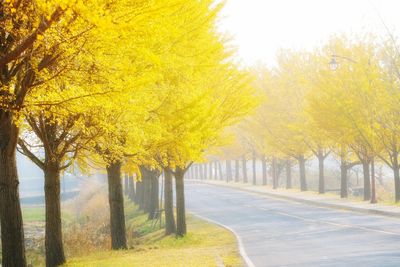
left=64, top=203, right=242, bottom=267
left=63, top=184, right=111, bottom=257
left=23, top=181, right=242, bottom=267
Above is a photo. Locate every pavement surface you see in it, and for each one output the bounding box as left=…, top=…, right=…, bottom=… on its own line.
left=195, top=180, right=400, bottom=218
left=185, top=180, right=400, bottom=267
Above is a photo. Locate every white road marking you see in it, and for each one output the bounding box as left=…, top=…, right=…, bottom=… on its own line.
left=257, top=207, right=400, bottom=236
left=189, top=212, right=256, bottom=267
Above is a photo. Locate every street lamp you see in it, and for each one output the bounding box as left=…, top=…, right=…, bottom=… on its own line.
left=329, top=54, right=358, bottom=71
left=328, top=53, right=377, bottom=204
left=329, top=55, right=339, bottom=71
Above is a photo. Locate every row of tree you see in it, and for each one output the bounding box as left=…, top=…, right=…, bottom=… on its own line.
left=0, top=1, right=255, bottom=266
left=128, top=167, right=188, bottom=237
left=207, top=34, right=400, bottom=204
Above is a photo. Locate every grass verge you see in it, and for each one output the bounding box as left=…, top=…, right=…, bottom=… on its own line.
left=64, top=202, right=242, bottom=267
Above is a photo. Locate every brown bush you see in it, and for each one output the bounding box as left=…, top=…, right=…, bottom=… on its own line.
left=63, top=180, right=111, bottom=257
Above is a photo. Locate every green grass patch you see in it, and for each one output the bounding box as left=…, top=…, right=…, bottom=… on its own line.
left=22, top=206, right=45, bottom=222
left=65, top=202, right=242, bottom=267
left=22, top=205, right=74, bottom=223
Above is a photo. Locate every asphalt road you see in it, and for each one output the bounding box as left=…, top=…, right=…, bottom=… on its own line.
left=184, top=181, right=400, bottom=267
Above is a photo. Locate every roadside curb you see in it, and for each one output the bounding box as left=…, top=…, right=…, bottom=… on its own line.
left=193, top=180, right=400, bottom=219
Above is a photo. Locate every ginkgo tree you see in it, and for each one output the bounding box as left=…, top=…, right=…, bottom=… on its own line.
left=0, top=1, right=116, bottom=265
left=251, top=51, right=313, bottom=191
left=308, top=35, right=383, bottom=201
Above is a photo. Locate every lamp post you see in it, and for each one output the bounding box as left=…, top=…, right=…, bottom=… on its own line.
left=329, top=54, right=358, bottom=71
left=329, top=55, right=339, bottom=71
left=329, top=54, right=377, bottom=204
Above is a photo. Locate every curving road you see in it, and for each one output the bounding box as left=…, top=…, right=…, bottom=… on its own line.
left=185, top=181, right=400, bottom=267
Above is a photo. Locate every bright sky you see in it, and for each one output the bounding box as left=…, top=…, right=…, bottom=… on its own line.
left=218, top=0, right=400, bottom=66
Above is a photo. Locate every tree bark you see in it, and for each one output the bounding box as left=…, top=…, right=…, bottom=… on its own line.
left=371, top=158, right=377, bottom=203
left=218, top=161, right=223, bottom=181
left=362, top=161, right=371, bottom=201
left=106, top=161, right=127, bottom=249
left=226, top=160, right=232, bottom=182
left=235, top=159, right=240, bottom=182
left=44, top=163, right=65, bottom=267
left=164, top=168, right=176, bottom=235
left=175, top=167, right=186, bottom=236
left=262, top=156, right=267, bottom=185
left=317, top=153, right=325, bottom=194
left=194, top=165, right=198, bottom=180
left=252, top=151, right=257, bottom=185
left=242, top=156, right=248, bottom=183
left=272, top=158, right=277, bottom=189
left=143, top=174, right=152, bottom=213
left=128, top=174, right=135, bottom=201
left=148, top=171, right=160, bottom=220
left=199, top=164, right=204, bottom=180
left=340, top=159, right=348, bottom=198
left=392, top=153, right=400, bottom=202
left=298, top=155, right=307, bottom=191
left=286, top=160, right=292, bottom=189
left=124, top=173, right=129, bottom=195
left=135, top=179, right=143, bottom=207
left=0, top=117, right=26, bottom=267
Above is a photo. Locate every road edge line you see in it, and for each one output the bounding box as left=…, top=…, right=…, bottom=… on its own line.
left=190, top=212, right=256, bottom=267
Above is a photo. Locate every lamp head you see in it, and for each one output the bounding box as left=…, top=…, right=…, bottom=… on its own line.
left=329, top=55, right=338, bottom=71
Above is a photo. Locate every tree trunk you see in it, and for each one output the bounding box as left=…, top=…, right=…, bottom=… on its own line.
left=298, top=155, right=307, bottom=191
left=44, top=163, right=65, bottom=267
left=199, top=164, right=204, bottom=180
left=262, top=156, right=267, bottom=185
left=340, top=159, right=348, bottom=198
left=175, top=168, right=186, bottom=236
left=318, top=153, right=325, bottom=194
left=209, top=162, right=213, bottom=180
left=106, top=161, right=127, bottom=249
left=0, top=118, right=26, bottom=267
left=148, top=171, right=160, bottom=220
left=226, top=160, right=232, bottom=182
left=242, top=156, right=248, bottom=183
left=194, top=165, right=198, bottom=180
left=371, top=158, right=377, bottom=203
left=286, top=160, right=291, bottom=189
left=235, top=159, right=240, bottom=182
left=164, top=168, right=176, bottom=235
left=203, top=163, right=207, bottom=180
left=218, top=161, right=223, bottom=181
left=362, top=161, right=371, bottom=201
left=272, top=158, right=277, bottom=189
left=135, top=180, right=143, bottom=207
left=394, top=165, right=400, bottom=203
left=143, top=175, right=152, bottom=213
left=198, top=164, right=201, bottom=180
left=124, top=173, right=129, bottom=195
left=128, top=174, right=135, bottom=201
left=392, top=153, right=400, bottom=202
left=252, top=151, right=257, bottom=185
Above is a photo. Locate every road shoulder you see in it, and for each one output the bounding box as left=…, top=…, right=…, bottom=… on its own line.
left=191, top=180, right=400, bottom=218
